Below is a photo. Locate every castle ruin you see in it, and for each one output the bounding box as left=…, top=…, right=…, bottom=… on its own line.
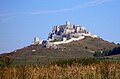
left=48, top=21, right=97, bottom=42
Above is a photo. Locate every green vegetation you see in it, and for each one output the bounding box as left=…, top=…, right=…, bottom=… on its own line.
left=52, top=58, right=101, bottom=66
left=0, top=56, right=12, bottom=67
left=94, top=46, right=120, bottom=57
left=49, top=39, right=62, bottom=42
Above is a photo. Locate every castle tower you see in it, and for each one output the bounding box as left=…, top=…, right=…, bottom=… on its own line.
left=32, top=37, right=41, bottom=45
left=34, top=37, right=40, bottom=42
left=66, top=21, right=70, bottom=26
left=76, top=27, right=80, bottom=32
left=66, top=21, right=71, bottom=29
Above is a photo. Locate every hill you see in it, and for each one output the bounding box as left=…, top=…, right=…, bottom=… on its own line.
left=0, top=36, right=119, bottom=65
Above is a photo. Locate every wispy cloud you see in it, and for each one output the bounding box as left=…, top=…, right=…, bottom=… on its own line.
left=0, top=0, right=113, bottom=21
left=0, top=12, right=29, bottom=22
left=30, top=0, right=112, bottom=15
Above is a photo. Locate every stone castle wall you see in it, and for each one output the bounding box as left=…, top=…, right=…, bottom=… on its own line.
left=48, top=36, right=85, bottom=46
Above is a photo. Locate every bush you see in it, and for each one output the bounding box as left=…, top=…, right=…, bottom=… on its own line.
left=0, top=56, right=12, bottom=67
left=94, top=46, right=120, bottom=57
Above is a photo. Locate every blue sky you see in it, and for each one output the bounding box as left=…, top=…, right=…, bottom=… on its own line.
left=0, top=0, right=120, bottom=53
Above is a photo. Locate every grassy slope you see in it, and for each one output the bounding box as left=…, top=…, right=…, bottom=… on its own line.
left=0, top=37, right=119, bottom=65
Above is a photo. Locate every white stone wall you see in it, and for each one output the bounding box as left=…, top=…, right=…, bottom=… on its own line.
left=49, top=36, right=85, bottom=45
left=47, top=33, right=98, bottom=47
left=82, top=33, right=97, bottom=38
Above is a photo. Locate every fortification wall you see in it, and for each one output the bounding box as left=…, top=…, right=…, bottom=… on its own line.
left=83, top=33, right=97, bottom=38
left=46, top=33, right=97, bottom=48
left=49, top=36, right=85, bottom=45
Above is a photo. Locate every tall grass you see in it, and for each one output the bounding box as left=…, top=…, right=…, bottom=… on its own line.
left=0, top=61, right=120, bottom=79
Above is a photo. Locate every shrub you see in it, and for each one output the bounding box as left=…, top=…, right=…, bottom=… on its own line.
left=0, top=56, right=12, bottom=67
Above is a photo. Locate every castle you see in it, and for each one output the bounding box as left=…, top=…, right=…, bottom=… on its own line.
left=48, top=21, right=97, bottom=42
left=32, top=21, right=97, bottom=47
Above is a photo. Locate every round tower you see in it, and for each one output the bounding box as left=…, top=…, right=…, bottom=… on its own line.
left=66, top=21, right=72, bottom=29
left=34, top=37, right=40, bottom=42
left=32, top=37, right=41, bottom=45
left=66, top=21, right=70, bottom=26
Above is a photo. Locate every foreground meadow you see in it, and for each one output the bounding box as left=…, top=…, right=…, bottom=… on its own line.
left=0, top=61, right=120, bottom=79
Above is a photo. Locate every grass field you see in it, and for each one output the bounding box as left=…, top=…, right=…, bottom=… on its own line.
left=0, top=60, right=120, bottom=79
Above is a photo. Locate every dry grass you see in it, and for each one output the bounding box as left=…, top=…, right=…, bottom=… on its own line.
left=0, top=62, right=120, bottom=79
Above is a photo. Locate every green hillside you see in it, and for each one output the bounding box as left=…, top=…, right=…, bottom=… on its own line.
left=0, top=36, right=119, bottom=65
